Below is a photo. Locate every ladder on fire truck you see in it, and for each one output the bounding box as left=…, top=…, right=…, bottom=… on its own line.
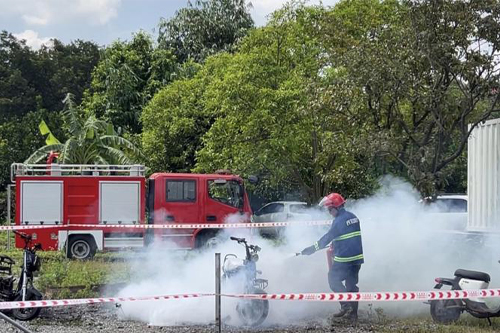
left=11, top=163, right=145, bottom=181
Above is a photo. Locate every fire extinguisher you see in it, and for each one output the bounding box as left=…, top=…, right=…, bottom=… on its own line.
left=326, top=244, right=334, bottom=270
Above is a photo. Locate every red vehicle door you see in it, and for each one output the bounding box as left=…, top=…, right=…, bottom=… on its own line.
left=203, top=177, right=250, bottom=224
left=153, top=174, right=201, bottom=248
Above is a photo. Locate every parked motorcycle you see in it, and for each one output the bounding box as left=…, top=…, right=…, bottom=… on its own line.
left=429, top=264, right=500, bottom=325
left=223, top=236, right=269, bottom=326
left=0, top=230, right=43, bottom=321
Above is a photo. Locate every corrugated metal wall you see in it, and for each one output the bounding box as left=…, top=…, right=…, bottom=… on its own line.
left=468, top=118, right=500, bottom=232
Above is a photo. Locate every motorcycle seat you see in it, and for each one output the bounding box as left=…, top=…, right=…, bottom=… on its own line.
left=454, top=269, right=490, bottom=282
left=223, top=257, right=245, bottom=273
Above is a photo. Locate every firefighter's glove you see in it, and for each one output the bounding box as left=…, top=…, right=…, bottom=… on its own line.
left=301, top=245, right=316, bottom=256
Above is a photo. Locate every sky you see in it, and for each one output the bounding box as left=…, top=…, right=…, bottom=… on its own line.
left=0, top=0, right=339, bottom=49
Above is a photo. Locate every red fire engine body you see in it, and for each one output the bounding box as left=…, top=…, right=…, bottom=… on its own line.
left=11, top=163, right=252, bottom=259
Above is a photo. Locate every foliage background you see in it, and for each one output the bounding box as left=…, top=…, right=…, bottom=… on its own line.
left=2, top=0, right=500, bottom=218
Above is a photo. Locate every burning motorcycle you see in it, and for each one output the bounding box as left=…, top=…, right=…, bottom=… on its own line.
left=223, top=236, right=269, bottom=326
left=0, top=230, right=43, bottom=321
left=429, top=263, right=500, bottom=325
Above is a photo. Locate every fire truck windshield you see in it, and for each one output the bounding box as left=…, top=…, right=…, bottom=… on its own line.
left=208, top=180, right=244, bottom=209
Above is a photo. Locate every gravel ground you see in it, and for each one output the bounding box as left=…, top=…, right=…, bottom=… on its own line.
left=0, top=304, right=377, bottom=333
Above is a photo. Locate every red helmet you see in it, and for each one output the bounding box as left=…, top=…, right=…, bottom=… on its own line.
left=319, top=193, right=346, bottom=209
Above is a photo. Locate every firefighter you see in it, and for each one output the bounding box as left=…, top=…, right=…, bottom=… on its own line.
left=301, top=192, right=363, bottom=321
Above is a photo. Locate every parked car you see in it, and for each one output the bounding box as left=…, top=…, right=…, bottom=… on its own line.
left=422, top=194, right=467, bottom=230
left=251, top=201, right=313, bottom=238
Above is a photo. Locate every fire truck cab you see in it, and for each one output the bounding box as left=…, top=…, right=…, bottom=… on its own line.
left=10, top=163, right=253, bottom=259
left=148, top=172, right=252, bottom=249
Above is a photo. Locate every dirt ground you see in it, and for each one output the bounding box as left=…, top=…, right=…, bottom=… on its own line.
left=0, top=304, right=368, bottom=333
left=1, top=304, right=499, bottom=333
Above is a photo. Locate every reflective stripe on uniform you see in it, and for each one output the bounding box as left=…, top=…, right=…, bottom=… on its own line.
left=314, top=241, right=320, bottom=251
left=334, top=231, right=361, bottom=241
left=333, top=254, right=364, bottom=263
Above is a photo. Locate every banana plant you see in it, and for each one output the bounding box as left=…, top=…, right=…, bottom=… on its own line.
left=25, top=93, right=143, bottom=165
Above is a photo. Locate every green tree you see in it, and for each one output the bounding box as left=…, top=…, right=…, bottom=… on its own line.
left=84, top=31, right=176, bottom=133
left=141, top=56, right=224, bottom=172
left=320, top=0, right=500, bottom=195
left=0, top=31, right=100, bottom=120
left=158, top=0, right=254, bottom=63
left=26, top=94, right=142, bottom=165
left=0, top=31, right=38, bottom=119
left=144, top=3, right=380, bottom=203
left=37, top=39, right=100, bottom=110
left=192, top=5, right=378, bottom=203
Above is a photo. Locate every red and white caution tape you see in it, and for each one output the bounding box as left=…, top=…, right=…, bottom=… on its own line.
left=0, top=293, right=213, bottom=310
left=0, top=220, right=331, bottom=231
left=72, top=221, right=331, bottom=229
left=1, top=289, right=500, bottom=310
left=0, top=225, right=64, bottom=231
left=223, top=289, right=500, bottom=302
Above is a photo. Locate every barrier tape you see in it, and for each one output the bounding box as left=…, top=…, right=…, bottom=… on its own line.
left=0, top=293, right=212, bottom=310
left=0, top=225, right=64, bottom=231
left=223, top=289, right=500, bottom=302
left=0, top=220, right=331, bottom=231
left=1, top=289, right=499, bottom=310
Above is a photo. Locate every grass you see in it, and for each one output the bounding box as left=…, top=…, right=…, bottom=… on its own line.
left=376, top=316, right=499, bottom=332
left=37, top=259, right=131, bottom=298
left=0, top=230, right=132, bottom=299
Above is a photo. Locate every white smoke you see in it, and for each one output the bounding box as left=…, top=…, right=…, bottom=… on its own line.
left=224, top=212, right=251, bottom=224
left=116, top=176, right=499, bottom=325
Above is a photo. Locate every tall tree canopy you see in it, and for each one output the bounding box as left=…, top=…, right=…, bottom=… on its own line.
left=84, top=31, right=177, bottom=134
left=142, top=55, right=224, bottom=173
left=320, top=0, right=500, bottom=194
left=4, top=0, right=500, bottom=211
left=145, top=0, right=500, bottom=200
left=158, top=0, right=254, bottom=63
left=144, top=4, right=379, bottom=203
left=0, top=31, right=99, bottom=120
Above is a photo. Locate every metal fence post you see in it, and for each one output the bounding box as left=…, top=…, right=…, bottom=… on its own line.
left=215, top=252, right=221, bottom=333
left=0, top=311, right=33, bottom=333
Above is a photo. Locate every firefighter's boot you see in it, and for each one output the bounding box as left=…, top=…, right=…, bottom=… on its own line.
left=333, top=304, right=350, bottom=318
left=345, top=302, right=358, bottom=323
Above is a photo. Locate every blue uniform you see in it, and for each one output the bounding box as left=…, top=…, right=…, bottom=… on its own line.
left=314, top=208, right=364, bottom=265
left=314, top=207, right=363, bottom=316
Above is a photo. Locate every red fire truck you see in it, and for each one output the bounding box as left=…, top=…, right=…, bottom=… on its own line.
left=10, top=163, right=253, bottom=259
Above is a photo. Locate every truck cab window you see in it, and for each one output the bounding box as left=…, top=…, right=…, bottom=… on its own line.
left=166, top=180, right=196, bottom=201
left=208, top=180, right=244, bottom=208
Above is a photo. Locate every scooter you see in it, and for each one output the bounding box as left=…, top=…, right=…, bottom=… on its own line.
left=0, top=230, right=43, bottom=321
left=430, top=264, right=500, bottom=325
left=223, top=236, right=269, bottom=326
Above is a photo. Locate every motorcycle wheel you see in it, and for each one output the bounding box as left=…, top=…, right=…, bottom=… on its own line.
left=430, top=299, right=462, bottom=324
left=236, top=287, right=269, bottom=327
left=12, top=291, right=42, bottom=321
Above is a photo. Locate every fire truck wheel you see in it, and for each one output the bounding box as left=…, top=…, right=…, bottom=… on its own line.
left=68, top=236, right=97, bottom=260
left=195, top=231, right=221, bottom=250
